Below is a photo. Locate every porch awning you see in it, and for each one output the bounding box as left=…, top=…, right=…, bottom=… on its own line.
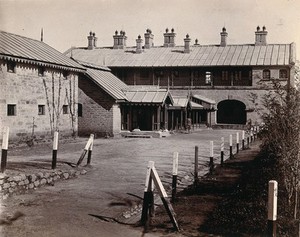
left=168, top=96, right=189, bottom=110
left=189, top=101, right=204, bottom=109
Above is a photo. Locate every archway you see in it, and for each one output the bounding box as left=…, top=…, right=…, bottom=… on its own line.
left=217, top=100, right=246, bottom=124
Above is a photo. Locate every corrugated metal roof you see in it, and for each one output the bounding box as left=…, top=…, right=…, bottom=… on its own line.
left=123, top=88, right=172, bottom=104
left=85, top=68, right=128, bottom=100
left=192, top=94, right=216, bottom=104
left=68, top=43, right=294, bottom=67
left=0, top=31, right=84, bottom=72
left=172, top=96, right=189, bottom=108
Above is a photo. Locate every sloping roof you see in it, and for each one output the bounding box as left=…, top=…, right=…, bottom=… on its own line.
left=172, top=96, right=189, bottom=108
left=192, top=94, right=216, bottom=104
left=0, top=31, right=84, bottom=72
left=189, top=101, right=204, bottom=109
left=67, top=43, right=294, bottom=68
left=85, top=68, right=128, bottom=101
left=123, top=88, right=173, bottom=104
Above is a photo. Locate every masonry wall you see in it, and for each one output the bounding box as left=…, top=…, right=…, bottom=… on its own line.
left=78, top=76, right=121, bottom=137
left=0, top=60, right=78, bottom=144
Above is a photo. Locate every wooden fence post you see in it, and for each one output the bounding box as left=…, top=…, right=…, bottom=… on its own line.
left=229, top=134, right=233, bottom=159
left=52, top=131, right=59, bottom=169
left=151, top=165, right=180, bottom=231
left=1, top=127, right=9, bottom=173
left=242, top=130, right=245, bottom=150
left=220, top=137, right=224, bottom=166
left=209, top=141, right=214, bottom=174
left=194, top=146, right=199, bottom=184
left=236, top=132, right=239, bottom=153
left=172, top=152, right=178, bottom=203
left=250, top=130, right=254, bottom=143
left=77, top=134, right=94, bottom=166
left=87, top=135, right=94, bottom=165
left=141, top=161, right=155, bottom=226
left=268, top=180, right=278, bottom=237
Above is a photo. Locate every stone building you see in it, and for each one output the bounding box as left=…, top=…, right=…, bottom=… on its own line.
left=67, top=26, right=296, bottom=131
left=0, top=31, right=85, bottom=143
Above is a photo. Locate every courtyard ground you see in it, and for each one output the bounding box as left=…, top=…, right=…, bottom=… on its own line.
left=0, top=129, right=242, bottom=236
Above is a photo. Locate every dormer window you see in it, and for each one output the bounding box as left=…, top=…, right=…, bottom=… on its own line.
left=38, top=67, right=45, bottom=76
left=263, top=69, right=270, bottom=80
left=279, top=69, right=288, bottom=79
left=7, top=61, right=16, bottom=73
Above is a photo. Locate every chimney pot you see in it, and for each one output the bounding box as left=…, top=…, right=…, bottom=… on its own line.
left=220, top=27, right=228, bottom=47
left=87, top=31, right=96, bottom=50
left=164, top=27, right=176, bottom=47
left=184, top=33, right=191, bottom=53
left=195, top=39, right=199, bottom=45
left=166, top=28, right=169, bottom=33
left=263, top=26, right=266, bottom=31
left=171, top=28, right=174, bottom=33
left=255, top=25, right=267, bottom=45
left=115, top=30, right=118, bottom=35
left=257, top=26, right=260, bottom=31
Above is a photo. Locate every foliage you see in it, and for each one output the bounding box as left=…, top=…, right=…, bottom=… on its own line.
left=260, top=79, right=300, bottom=219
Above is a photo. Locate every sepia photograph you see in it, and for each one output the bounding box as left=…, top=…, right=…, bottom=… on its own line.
left=0, top=0, right=300, bottom=236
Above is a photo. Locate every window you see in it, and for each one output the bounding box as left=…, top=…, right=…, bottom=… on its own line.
left=38, top=67, right=45, bottom=76
left=7, top=104, right=16, bottom=116
left=78, top=103, right=82, bottom=117
left=263, top=69, right=270, bottom=80
left=63, top=105, right=69, bottom=114
left=7, top=61, right=16, bottom=73
left=279, top=69, right=288, bottom=79
left=205, top=72, right=212, bottom=85
left=38, top=105, right=45, bottom=115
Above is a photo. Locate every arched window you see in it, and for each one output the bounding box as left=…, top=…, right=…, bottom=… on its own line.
left=263, top=69, right=270, bottom=80
left=279, top=69, right=288, bottom=79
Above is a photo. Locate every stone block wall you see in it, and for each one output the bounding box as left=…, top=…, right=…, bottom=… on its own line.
left=0, top=60, right=79, bottom=144
left=78, top=76, right=121, bottom=137
left=0, top=168, right=87, bottom=199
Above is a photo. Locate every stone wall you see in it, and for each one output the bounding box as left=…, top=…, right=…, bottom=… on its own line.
left=0, top=168, right=87, bottom=200
left=0, top=60, right=79, bottom=144
left=78, top=76, right=121, bottom=137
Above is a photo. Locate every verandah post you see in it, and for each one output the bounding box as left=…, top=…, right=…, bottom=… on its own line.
left=220, top=137, right=224, bottom=166
left=209, top=141, right=214, bottom=174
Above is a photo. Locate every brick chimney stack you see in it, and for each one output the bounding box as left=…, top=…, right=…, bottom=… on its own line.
left=136, top=35, right=143, bottom=53
left=184, top=34, right=191, bottom=53
left=113, top=30, right=127, bottom=49
left=163, top=28, right=176, bottom=47
left=220, top=27, right=228, bottom=47
left=87, top=31, right=96, bottom=50
left=144, top=28, right=154, bottom=49
left=255, top=25, right=267, bottom=46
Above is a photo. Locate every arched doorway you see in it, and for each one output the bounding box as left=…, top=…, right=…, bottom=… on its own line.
left=217, top=100, right=246, bottom=124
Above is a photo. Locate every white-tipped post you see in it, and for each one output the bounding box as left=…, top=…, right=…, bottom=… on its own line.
left=229, top=134, right=233, bottom=159
left=236, top=132, right=239, bottom=153
left=172, top=152, right=179, bottom=203
left=52, top=131, right=59, bottom=169
left=220, top=137, right=224, bottom=166
left=209, top=141, right=214, bottom=174
left=1, top=127, right=9, bottom=173
left=268, top=180, right=278, bottom=237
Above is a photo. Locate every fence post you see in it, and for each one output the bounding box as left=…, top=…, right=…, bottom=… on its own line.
left=87, top=135, right=94, bottom=165
left=194, top=146, right=198, bottom=184
left=141, top=161, right=155, bottom=226
left=209, top=141, right=214, bottom=174
left=52, top=131, right=59, bottom=169
left=220, top=137, right=224, bottom=166
left=77, top=134, right=94, bottom=166
left=1, top=127, right=9, bottom=173
left=268, top=180, right=278, bottom=237
left=242, top=130, right=245, bottom=150
left=236, top=132, right=239, bottom=153
left=247, top=135, right=250, bottom=148
left=250, top=130, right=254, bottom=143
left=171, top=152, right=178, bottom=203
left=229, top=134, right=233, bottom=159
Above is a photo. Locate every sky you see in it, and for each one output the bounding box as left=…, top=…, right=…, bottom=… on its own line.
left=0, top=0, right=300, bottom=57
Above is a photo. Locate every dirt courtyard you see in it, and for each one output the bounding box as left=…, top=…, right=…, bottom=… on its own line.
left=0, top=129, right=240, bottom=237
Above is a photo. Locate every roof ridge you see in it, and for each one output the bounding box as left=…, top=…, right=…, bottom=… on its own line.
left=0, top=30, right=46, bottom=45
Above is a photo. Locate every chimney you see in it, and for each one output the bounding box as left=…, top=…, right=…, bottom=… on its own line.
left=136, top=35, right=143, bottom=53
left=184, top=34, right=191, bottom=53
left=163, top=28, right=176, bottom=47
left=87, top=31, right=94, bottom=50
left=113, top=30, right=127, bottom=49
left=93, top=32, right=97, bottom=48
left=220, top=27, right=228, bottom=47
left=255, top=25, right=267, bottom=46
left=144, top=28, right=154, bottom=49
